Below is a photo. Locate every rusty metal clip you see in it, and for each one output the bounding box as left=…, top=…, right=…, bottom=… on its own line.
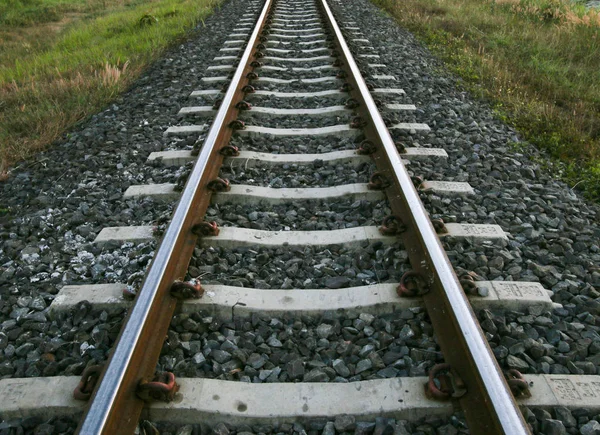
left=219, top=145, right=240, bottom=157
left=380, top=215, right=407, bottom=236
left=170, top=280, right=204, bottom=300
left=373, top=98, right=383, bottom=109
left=365, top=82, right=375, bottom=91
left=332, top=59, right=343, bottom=67
left=137, top=372, right=180, bottom=402
left=229, top=119, right=245, bottom=130
left=242, top=85, right=255, bottom=94
left=73, top=365, right=103, bottom=401
left=459, top=272, right=479, bottom=295
left=368, top=172, right=391, bottom=190
left=250, top=61, right=263, bottom=68
left=505, top=369, right=531, bottom=398
left=207, top=178, right=230, bottom=192
left=122, top=285, right=137, bottom=300
left=340, top=82, right=353, bottom=92
left=345, top=98, right=359, bottom=109
left=190, top=144, right=202, bottom=157
left=397, top=271, right=430, bottom=297
left=253, top=51, right=265, bottom=58
left=411, top=175, right=424, bottom=188
left=395, top=142, right=407, bottom=154
left=431, top=218, right=448, bottom=235
left=357, top=140, right=376, bottom=155
left=350, top=116, right=367, bottom=129
left=425, top=363, right=467, bottom=400
left=236, top=101, right=252, bottom=111
left=246, top=72, right=258, bottom=80
left=212, top=98, right=222, bottom=110
left=192, top=220, right=220, bottom=236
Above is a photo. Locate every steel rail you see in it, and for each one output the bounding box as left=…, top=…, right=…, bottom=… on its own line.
left=318, top=0, right=530, bottom=433
left=76, top=0, right=273, bottom=432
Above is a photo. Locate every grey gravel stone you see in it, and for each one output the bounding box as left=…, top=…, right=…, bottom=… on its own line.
left=553, top=406, right=576, bottom=428
left=355, top=358, right=373, bottom=374
left=286, top=358, right=305, bottom=380
left=322, top=421, right=335, bottom=435
left=355, top=421, right=376, bottom=435
left=210, top=350, right=231, bottom=364
left=332, top=358, right=350, bottom=377
left=335, top=415, right=356, bottom=432
left=247, top=353, right=266, bottom=370
left=304, top=368, right=329, bottom=382
left=317, top=324, right=334, bottom=339
left=213, top=422, right=229, bottom=435
left=541, top=419, right=567, bottom=435
left=581, top=420, right=600, bottom=435
left=325, top=276, right=352, bottom=289
left=506, top=355, right=529, bottom=370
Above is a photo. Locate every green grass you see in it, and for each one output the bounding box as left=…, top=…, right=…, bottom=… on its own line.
left=0, top=0, right=84, bottom=27
left=0, top=0, right=220, bottom=174
left=372, top=0, right=600, bottom=199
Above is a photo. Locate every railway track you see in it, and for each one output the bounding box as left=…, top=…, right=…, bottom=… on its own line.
left=1, top=0, right=600, bottom=433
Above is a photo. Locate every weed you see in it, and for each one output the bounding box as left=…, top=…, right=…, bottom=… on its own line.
left=138, top=12, right=158, bottom=27
left=98, top=61, right=129, bottom=86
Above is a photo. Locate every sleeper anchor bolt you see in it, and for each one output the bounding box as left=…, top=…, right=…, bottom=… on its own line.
left=505, top=369, right=531, bottom=398
left=350, top=116, right=367, bottom=129
left=367, top=172, right=391, bottom=190
left=459, top=271, right=486, bottom=296
left=170, top=280, right=204, bottom=300
left=73, top=365, right=103, bottom=401
left=220, top=145, right=240, bottom=157
left=357, top=140, right=376, bottom=155
left=379, top=215, right=407, bottom=236
left=137, top=372, right=180, bottom=402
left=192, top=221, right=220, bottom=237
left=229, top=119, right=245, bottom=130
left=397, top=271, right=430, bottom=297
left=431, top=218, right=448, bottom=235
left=425, top=363, right=467, bottom=400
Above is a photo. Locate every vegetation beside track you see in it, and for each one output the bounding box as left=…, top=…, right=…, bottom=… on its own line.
left=0, top=0, right=220, bottom=177
left=372, top=0, right=600, bottom=199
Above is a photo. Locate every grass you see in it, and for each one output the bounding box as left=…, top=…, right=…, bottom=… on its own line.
left=371, top=0, right=600, bottom=199
left=0, top=0, right=220, bottom=175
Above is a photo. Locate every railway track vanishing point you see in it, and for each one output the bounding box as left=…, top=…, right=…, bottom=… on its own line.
left=2, top=0, right=599, bottom=433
